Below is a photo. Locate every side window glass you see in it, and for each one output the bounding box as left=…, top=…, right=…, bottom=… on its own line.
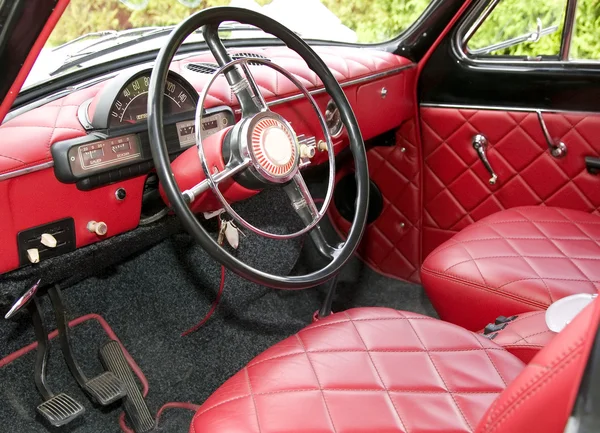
left=466, top=0, right=567, bottom=58
left=570, top=0, right=600, bottom=60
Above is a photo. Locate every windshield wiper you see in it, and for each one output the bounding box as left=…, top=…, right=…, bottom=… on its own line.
left=52, top=30, right=119, bottom=52
left=470, top=18, right=559, bottom=56
left=49, top=23, right=268, bottom=77
left=50, top=26, right=176, bottom=76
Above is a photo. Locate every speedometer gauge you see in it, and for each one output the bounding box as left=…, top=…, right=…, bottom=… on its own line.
left=88, top=68, right=198, bottom=130
left=109, top=74, right=196, bottom=127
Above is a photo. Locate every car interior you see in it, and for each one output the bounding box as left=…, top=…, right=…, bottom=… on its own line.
left=0, top=0, right=599, bottom=432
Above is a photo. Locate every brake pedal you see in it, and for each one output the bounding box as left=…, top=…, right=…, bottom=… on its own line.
left=47, top=285, right=126, bottom=406
left=100, top=340, right=156, bottom=433
left=84, top=371, right=126, bottom=405
left=5, top=281, right=85, bottom=427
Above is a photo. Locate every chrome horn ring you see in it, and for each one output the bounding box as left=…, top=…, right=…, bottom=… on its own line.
left=195, top=57, right=336, bottom=240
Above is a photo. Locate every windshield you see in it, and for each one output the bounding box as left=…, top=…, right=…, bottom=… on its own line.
left=25, top=0, right=433, bottom=90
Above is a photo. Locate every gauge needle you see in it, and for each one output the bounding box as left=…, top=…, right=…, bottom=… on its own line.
left=123, top=119, right=137, bottom=124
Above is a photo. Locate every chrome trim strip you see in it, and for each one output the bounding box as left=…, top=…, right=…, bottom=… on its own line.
left=77, top=99, right=94, bottom=130
left=454, top=0, right=593, bottom=68
left=0, top=161, right=54, bottom=182
left=420, top=102, right=600, bottom=115
left=2, top=65, right=414, bottom=181
left=560, top=0, right=578, bottom=61
left=266, top=64, right=415, bottom=108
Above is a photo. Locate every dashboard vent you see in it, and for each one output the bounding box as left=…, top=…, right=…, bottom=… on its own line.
left=231, top=52, right=270, bottom=65
left=184, top=62, right=219, bottom=74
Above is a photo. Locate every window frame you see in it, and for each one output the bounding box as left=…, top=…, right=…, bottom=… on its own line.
left=453, top=0, right=600, bottom=68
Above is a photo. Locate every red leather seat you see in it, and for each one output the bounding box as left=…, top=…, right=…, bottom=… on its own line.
left=190, top=303, right=599, bottom=433
left=421, top=206, right=600, bottom=331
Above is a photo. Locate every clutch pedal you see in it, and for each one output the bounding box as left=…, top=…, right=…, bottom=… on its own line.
left=47, top=285, right=126, bottom=406
left=5, top=281, right=85, bottom=427
left=100, top=340, right=156, bottom=433
left=37, top=393, right=85, bottom=427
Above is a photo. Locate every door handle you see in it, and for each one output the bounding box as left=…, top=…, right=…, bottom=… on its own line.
left=472, top=134, right=498, bottom=185
left=536, top=111, right=567, bottom=158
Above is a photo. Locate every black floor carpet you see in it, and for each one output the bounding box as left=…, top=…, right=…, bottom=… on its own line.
left=0, top=188, right=436, bottom=433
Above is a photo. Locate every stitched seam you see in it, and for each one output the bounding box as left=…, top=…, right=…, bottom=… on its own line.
left=248, top=346, right=511, bottom=368
left=470, top=334, right=508, bottom=387
left=421, top=267, right=549, bottom=308
left=245, top=367, right=262, bottom=433
left=0, top=154, right=25, bottom=163
left=511, top=330, right=555, bottom=345
left=487, top=220, right=555, bottom=304
left=401, top=311, right=474, bottom=432
left=194, top=387, right=506, bottom=417
left=344, top=311, right=410, bottom=433
left=305, top=315, right=437, bottom=331
left=483, top=348, right=583, bottom=433
left=295, top=333, right=338, bottom=433
left=484, top=337, right=585, bottom=430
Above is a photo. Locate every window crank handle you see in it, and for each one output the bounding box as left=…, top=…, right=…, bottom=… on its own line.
left=472, top=134, right=498, bottom=185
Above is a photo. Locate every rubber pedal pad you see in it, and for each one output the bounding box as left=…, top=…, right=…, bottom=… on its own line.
left=84, top=371, right=126, bottom=405
left=99, top=340, right=155, bottom=433
left=36, top=393, right=85, bottom=427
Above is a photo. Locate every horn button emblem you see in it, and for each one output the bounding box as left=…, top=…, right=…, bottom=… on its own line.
left=250, top=117, right=298, bottom=181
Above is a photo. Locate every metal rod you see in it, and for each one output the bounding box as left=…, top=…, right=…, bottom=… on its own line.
left=560, top=0, right=578, bottom=61
left=29, top=297, right=54, bottom=401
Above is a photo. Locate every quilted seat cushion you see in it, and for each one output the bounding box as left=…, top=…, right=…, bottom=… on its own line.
left=190, top=307, right=524, bottom=433
left=421, top=206, right=600, bottom=331
left=479, top=311, right=556, bottom=363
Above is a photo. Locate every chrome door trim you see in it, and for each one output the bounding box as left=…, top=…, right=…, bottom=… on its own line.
left=0, top=161, right=55, bottom=182
left=420, top=102, right=600, bottom=116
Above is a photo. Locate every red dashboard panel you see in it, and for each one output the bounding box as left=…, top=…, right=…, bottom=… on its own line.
left=0, top=46, right=414, bottom=275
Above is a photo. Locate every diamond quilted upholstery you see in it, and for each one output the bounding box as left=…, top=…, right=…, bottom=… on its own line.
left=479, top=311, right=556, bottom=363
left=328, top=118, right=423, bottom=282
left=422, top=206, right=600, bottom=331
left=420, top=106, right=600, bottom=260
left=190, top=307, right=524, bottom=433
left=0, top=46, right=411, bottom=176
left=475, top=298, right=600, bottom=433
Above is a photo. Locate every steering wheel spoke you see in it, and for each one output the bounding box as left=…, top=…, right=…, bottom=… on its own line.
left=284, top=172, right=319, bottom=221
left=149, top=7, right=369, bottom=289
left=183, top=158, right=252, bottom=204
left=203, top=23, right=267, bottom=117
left=283, top=172, right=341, bottom=260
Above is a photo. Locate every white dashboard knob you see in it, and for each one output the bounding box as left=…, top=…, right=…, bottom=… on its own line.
left=27, top=248, right=40, bottom=263
left=40, top=233, right=57, bottom=248
left=87, top=221, right=108, bottom=236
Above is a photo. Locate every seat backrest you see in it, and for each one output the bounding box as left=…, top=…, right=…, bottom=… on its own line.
left=476, top=298, right=600, bottom=433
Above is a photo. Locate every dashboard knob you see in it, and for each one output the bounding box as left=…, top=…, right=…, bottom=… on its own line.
left=87, top=221, right=108, bottom=236
left=40, top=233, right=57, bottom=248
left=27, top=248, right=40, bottom=263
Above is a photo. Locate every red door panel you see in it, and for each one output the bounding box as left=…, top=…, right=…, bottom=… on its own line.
left=421, top=106, right=600, bottom=258
left=328, top=117, right=423, bottom=283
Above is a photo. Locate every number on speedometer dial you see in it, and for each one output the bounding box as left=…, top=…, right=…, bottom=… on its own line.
left=109, top=73, right=197, bottom=127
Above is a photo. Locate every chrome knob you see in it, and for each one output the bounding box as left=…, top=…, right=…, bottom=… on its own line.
left=472, top=134, right=499, bottom=185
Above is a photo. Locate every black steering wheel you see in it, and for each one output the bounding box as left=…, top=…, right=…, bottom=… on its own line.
left=148, top=7, right=369, bottom=289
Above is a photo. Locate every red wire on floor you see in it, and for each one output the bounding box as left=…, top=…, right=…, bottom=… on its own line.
left=181, top=265, right=226, bottom=337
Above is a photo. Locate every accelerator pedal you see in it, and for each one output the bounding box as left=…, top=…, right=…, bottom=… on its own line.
left=100, top=340, right=155, bottom=433
left=37, top=393, right=85, bottom=427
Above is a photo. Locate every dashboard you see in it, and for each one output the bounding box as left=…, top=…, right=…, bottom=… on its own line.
left=0, top=45, right=415, bottom=275
left=52, top=68, right=234, bottom=190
